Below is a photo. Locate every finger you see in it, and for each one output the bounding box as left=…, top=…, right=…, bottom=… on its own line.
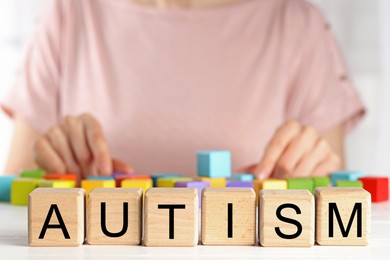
left=46, top=126, right=81, bottom=175
left=80, top=114, right=112, bottom=176
left=112, top=159, right=135, bottom=174
left=291, top=139, right=331, bottom=178
left=254, top=120, right=302, bottom=180
left=312, top=153, right=341, bottom=177
left=274, top=126, right=318, bottom=179
left=34, top=136, right=66, bottom=173
left=62, top=116, right=96, bottom=179
left=236, top=164, right=257, bottom=175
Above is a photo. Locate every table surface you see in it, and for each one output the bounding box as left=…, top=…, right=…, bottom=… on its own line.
left=0, top=202, right=389, bottom=260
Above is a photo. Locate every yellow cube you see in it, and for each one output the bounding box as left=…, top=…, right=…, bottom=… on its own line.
left=196, top=177, right=226, bottom=188
left=38, top=180, right=76, bottom=188
left=11, top=178, right=40, bottom=206
left=81, top=180, right=116, bottom=199
left=122, top=179, right=153, bottom=195
left=262, top=179, right=288, bottom=189
left=157, top=177, right=193, bottom=187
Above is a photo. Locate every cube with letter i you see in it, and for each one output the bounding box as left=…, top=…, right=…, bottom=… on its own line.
left=201, top=188, right=256, bottom=245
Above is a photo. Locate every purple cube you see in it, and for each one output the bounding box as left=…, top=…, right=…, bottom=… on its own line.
left=227, top=181, right=254, bottom=188
left=175, top=181, right=210, bottom=207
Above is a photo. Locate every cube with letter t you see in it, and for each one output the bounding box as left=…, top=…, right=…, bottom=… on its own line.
left=28, top=188, right=85, bottom=246
left=315, top=187, right=371, bottom=245
left=144, top=188, right=198, bottom=246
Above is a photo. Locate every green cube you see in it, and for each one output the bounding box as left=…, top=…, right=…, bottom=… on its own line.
left=336, top=180, right=363, bottom=187
left=11, top=179, right=39, bottom=206
left=312, top=176, right=330, bottom=188
left=20, top=169, right=45, bottom=179
left=287, top=178, right=314, bottom=193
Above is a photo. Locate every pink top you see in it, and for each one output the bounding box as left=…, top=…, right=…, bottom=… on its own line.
left=1, top=0, right=365, bottom=176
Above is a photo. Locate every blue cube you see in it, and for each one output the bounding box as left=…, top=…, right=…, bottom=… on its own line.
left=330, top=171, right=365, bottom=187
left=0, top=176, right=17, bottom=202
left=232, top=173, right=254, bottom=182
left=87, top=176, right=115, bottom=180
left=197, top=150, right=231, bottom=178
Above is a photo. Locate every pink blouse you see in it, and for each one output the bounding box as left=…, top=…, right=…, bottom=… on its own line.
left=2, top=0, right=365, bottom=176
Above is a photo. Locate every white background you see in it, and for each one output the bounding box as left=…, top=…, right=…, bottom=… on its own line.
left=0, top=0, right=389, bottom=176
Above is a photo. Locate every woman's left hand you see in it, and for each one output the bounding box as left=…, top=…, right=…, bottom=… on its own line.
left=247, top=120, right=342, bottom=180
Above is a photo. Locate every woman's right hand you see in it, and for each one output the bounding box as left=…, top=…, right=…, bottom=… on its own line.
left=33, top=113, right=134, bottom=179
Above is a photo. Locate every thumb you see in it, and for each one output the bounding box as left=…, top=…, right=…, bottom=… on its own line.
left=112, top=159, right=135, bottom=174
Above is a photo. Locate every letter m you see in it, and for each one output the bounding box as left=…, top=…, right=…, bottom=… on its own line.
left=328, top=202, right=362, bottom=238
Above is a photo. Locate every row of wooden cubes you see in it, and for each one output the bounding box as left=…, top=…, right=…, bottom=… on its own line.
left=29, top=187, right=370, bottom=247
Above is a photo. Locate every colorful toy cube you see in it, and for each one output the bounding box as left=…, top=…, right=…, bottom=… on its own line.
left=227, top=181, right=254, bottom=188
left=151, top=173, right=182, bottom=187
left=197, top=151, right=231, bottom=178
left=11, top=179, right=40, bottom=205
left=232, top=173, right=255, bottom=182
left=330, top=171, right=365, bottom=186
left=21, top=169, right=45, bottom=179
left=359, top=176, right=389, bottom=202
left=0, top=176, right=17, bottom=202
left=287, top=178, right=314, bottom=193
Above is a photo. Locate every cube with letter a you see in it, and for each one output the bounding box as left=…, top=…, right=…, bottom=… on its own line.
left=315, top=187, right=371, bottom=245
left=28, top=188, right=85, bottom=246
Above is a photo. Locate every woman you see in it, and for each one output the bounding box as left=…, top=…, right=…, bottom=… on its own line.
left=1, top=0, right=364, bottom=180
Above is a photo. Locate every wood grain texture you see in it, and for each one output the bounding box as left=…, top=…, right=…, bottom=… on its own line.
left=259, top=189, right=314, bottom=247
left=144, top=188, right=198, bottom=246
left=28, top=188, right=85, bottom=246
left=87, top=188, right=142, bottom=245
left=315, top=187, right=371, bottom=246
left=201, top=188, right=256, bottom=245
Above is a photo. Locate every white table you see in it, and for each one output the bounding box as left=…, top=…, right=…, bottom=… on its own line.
left=0, top=202, right=389, bottom=260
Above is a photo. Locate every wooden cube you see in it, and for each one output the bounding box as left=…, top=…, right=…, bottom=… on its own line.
left=201, top=188, right=256, bottom=245
left=259, top=190, right=314, bottom=247
left=144, top=188, right=198, bottom=246
left=359, top=177, right=389, bottom=202
left=87, top=188, right=142, bottom=245
left=28, top=188, right=85, bottom=246
left=315, top=187, right=371, bottom=245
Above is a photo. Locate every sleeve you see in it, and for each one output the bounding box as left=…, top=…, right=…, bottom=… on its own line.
left=284, top=1, right=365, bottom=133
left=0, top=0, right=63, bottom=133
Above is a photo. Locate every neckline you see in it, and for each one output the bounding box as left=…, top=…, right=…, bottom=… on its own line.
left=100, top=0, right=258, bottom=17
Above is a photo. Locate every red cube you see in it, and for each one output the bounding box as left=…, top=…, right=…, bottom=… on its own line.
left=359, top=177, right=389, bottom=202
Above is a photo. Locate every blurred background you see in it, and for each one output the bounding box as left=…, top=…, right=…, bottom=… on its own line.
left=0, top=0, right=389, bottom=176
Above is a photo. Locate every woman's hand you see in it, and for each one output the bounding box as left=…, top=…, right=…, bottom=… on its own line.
left=249, top=120, right=342, bottom=180
left=33, top=113, right=134, bottom=179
